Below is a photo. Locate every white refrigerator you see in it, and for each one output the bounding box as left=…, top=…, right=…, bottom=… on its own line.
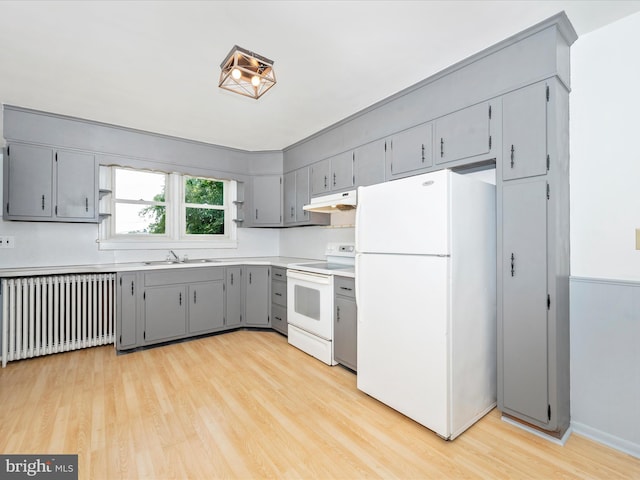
left=355, top=169, right=496, bottom=440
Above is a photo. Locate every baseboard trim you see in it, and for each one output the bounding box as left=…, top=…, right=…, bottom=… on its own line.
left=501, top=415, right=572, bottom=446
left=572, top=421, right=640, bottom=460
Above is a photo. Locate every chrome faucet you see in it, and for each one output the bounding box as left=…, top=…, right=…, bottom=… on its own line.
left=168, top=250, right=179, bottom=262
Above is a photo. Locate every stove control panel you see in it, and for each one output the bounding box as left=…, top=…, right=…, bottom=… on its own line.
left=325, top=242, right=355, bottom=257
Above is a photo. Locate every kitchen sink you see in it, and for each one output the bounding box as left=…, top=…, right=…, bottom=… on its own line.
left=180, top=258, right=221, bottom=264
left=143, top=260, right=182, bottom=266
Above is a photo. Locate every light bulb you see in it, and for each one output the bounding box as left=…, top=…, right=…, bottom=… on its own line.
left=231, top=68, right=241, bottom=80
left=251, top=75, right=261, bottom=87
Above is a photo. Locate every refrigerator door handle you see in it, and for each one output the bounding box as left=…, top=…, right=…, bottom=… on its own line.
left=355, top=253, right=362, bottom=323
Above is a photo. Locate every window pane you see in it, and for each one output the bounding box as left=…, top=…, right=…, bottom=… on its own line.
left=185, top=207, right=224, bottom=235
left=184, top=177, right=223, bottom=205
left=115, top=203, right=166, bottom=234
left=115, top=169, right=166, bottom=202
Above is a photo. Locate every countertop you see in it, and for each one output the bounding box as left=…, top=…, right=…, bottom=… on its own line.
left=0, top=256, right=353, bottom=279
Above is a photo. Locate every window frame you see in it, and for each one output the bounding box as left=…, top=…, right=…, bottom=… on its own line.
left=98, top=166, right=238, bottom=250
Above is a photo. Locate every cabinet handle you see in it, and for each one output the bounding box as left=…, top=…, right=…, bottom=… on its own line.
left=179, top=292, right=182, bottom=306
left=440, top=138, right=444, bottom=158
left=249, top=272, right=252, bottom=284
left=511, top=253, right=515, bottom=277
left=85, top=197, right=89, bottom=212
left=41, top=194, right=45, bottom=210
left=131, top=281, right=134, bottom=295
left=337, top=306, right=341, bottom=322
left=194, top=290, right=197, bottom=304
left=333, top=172, right=336, bottom=186
left=510, top=145, right=515, bottom=168
left=291, top=206, right=294, bottom=218
left=324, top=175, right=328, bottom=188
left=275, top=316, right=282, bottom=322
left=255, top=209, right=258, bottom=220
left=421, top=144, right=425, bottom=163
left=230, top=273, right=234, bottom=285
left=340, top=286, right=353, bottom=292
left=275, top=292, right=282, bottom=297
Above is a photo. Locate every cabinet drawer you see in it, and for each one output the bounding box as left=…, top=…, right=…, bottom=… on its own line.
left=272, top=280, right=287, bottom=306
left=335, top=276, right=355, bottom=298
left=272, top=267, right=287, bottom=281
left=271, top=304, right=288, bottom=335
left=145, top=267, right=224, bottom=286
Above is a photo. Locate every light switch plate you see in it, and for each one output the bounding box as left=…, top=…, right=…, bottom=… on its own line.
left=636, top=229, right=640, bottom=250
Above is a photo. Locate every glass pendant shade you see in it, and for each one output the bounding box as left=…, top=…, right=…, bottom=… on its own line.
left=219, top=45, right=276, bottom=99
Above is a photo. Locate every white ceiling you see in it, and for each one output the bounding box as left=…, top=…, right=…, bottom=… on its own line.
left=1, top=1, right=639, bottom=152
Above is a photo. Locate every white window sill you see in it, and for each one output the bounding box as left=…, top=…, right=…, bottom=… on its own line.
left=98, top=240, right=238, bottom=250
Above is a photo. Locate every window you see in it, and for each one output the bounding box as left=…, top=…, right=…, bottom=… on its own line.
left=99, top=166, right=237, bottom=249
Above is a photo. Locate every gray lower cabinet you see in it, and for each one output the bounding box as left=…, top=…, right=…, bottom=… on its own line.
left=435, top=101, right=492, bottom=165
left=4, top=143, right=98, bottom=222
left=245, top=266, right=271, bottom=326
left=271, top=267, right=287, bottom=335
left=116, top=272, right=140, bottom=350
left=386, top=122, right=433, bottom=177
left=225, top=266, right=243, bottom=327
left=333, top=276, right=357, bottom=371
left=144, top=285, right=187, bottom=343
left=188, top=281, right=225, bottom=334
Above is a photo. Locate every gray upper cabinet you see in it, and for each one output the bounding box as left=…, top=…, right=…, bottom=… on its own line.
left=252, top=175, right=282, bottom=226
left=56, top=150, right=97, bottom=220
left=386, top=122, right=433, bottom=177
left=501, top=178, right=549, bottom=425
left=502, top=81, right=548, bottom=180
left=4, top=143, right=98, bottom=222
left=283, top=167, right=330, bottom=226
left=330, top=151, right=355, bottom=191
left=4, top=144, right=53, bottom=219
left=245, top=266, right=270, bottom=326
left=354, top=139, right=385, bottom=187
left=435, top=102, right=492, bottom=165
left=310, top=158, right=331, bottom=196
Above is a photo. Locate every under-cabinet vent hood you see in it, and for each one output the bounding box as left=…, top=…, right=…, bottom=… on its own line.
left=303, top=190, right=357, bottom=213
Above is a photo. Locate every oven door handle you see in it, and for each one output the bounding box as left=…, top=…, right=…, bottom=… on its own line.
left=287, top=269, right=332, bottom=284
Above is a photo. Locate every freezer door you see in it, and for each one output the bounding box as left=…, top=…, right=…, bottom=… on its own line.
left=356, top=170, right=450, bottom=255
left=356, top=253, right=450, bottom=437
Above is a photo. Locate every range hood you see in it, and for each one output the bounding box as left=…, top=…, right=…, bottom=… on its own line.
left=303, top=190, right=357, bottom=213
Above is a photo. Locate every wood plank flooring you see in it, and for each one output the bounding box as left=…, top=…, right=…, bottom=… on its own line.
left=1, top=330, right=638, bottom=479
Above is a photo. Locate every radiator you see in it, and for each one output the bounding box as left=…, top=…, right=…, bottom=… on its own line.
left=1, top=273, right=116, bottom=367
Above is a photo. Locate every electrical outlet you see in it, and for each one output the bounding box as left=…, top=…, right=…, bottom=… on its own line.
left=0, top=236, right=15, bottom=248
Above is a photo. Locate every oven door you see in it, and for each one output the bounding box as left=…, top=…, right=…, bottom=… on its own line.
left=287, top=269, right=334, bottom=340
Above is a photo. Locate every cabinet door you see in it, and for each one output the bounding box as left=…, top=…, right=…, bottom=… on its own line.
left=310, top=159, right=331, bottom=196
left=435, top=102, right=491, bottom=164
left=117, top=273, right=138, bottom=350
left=245, top=266, right=270, bottom=326
left=253, top=175, right=282, bottom=225
left=501, top=178, right=549, bottom=425
left=387, top=122, right=433, bottom=176
left=56, top=150, right=96, bottom=219
left=5, top=144, right=53, bottom=218
left=226, top=267, right=243, bottom=327
left=189, top=281, right=224, bottom=334
left=271, top=304, right=288, bottom=335
left=334, top=296, right=357, bottom=371
left=330, top=151, right=354, bottom=191
left=144, top=285, right=187, bottom=343
left=283, top=171, right=297, bottom=224
left=502, top=82, right=548, bottom=180
left=355, top=139, right=385, bottom=187
left=295, top=167, right=310, bottom=222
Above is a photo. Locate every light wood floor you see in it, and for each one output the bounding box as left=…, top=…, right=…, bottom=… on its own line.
left=1, top=330, right=638, bottom=479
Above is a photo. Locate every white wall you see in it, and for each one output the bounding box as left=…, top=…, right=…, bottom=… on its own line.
left=570, top=11, right=640, bottom=458
left=571, top=12, right=640, bottom=282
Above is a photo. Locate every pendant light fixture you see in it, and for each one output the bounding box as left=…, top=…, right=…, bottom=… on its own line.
left=219, top=45, right=276, bottom=99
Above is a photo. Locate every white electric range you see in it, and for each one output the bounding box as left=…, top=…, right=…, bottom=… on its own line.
left=286, top=243, right=355, bottom=365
